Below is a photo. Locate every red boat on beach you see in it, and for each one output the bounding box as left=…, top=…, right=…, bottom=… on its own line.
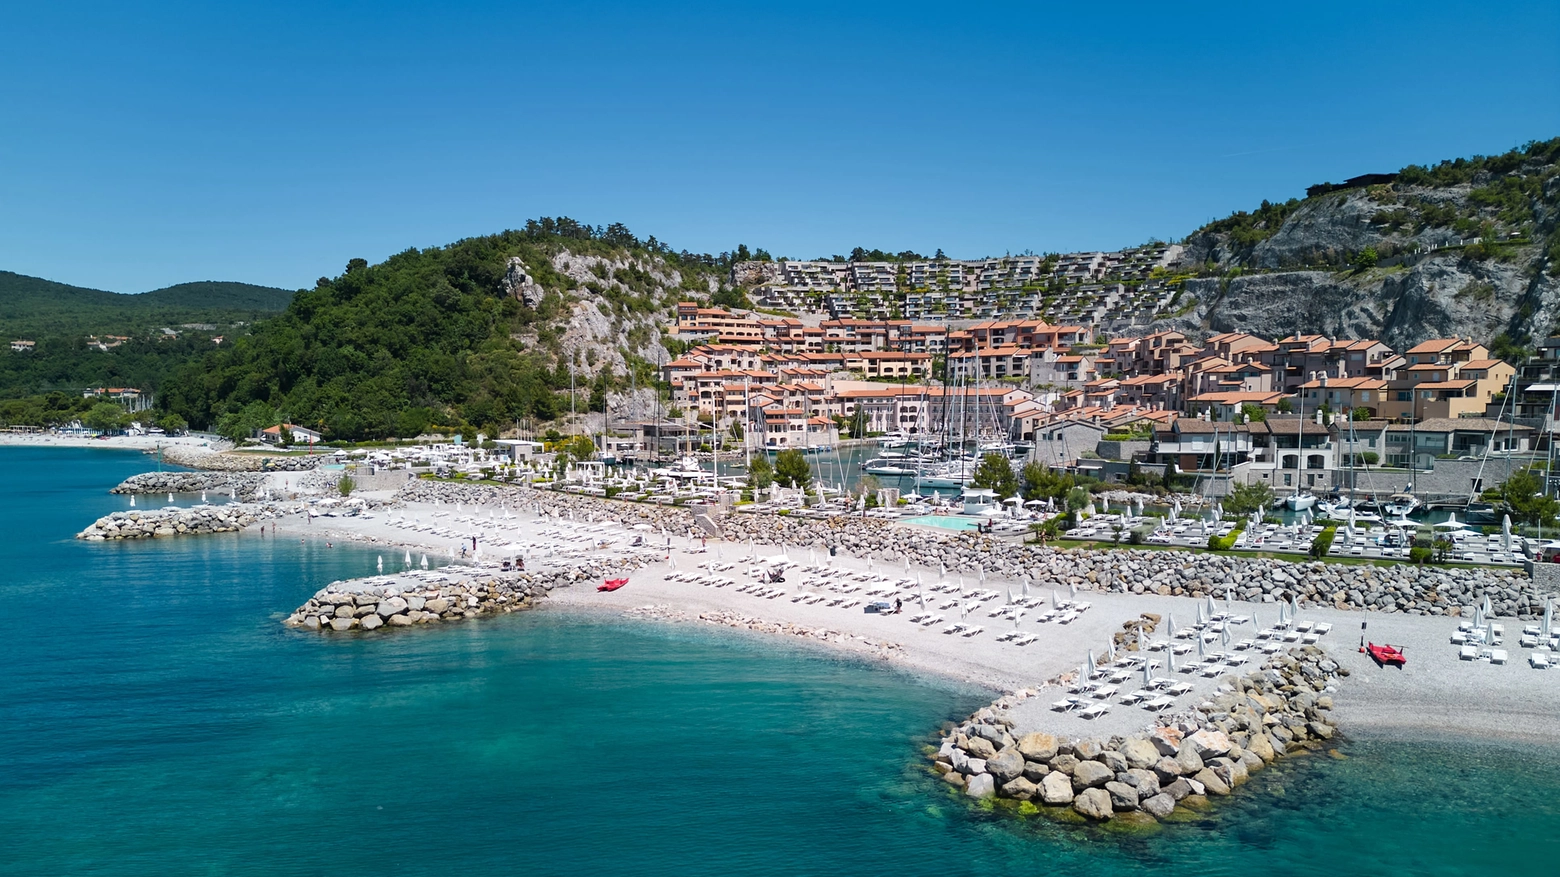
left=598, top=578, right=629, bottom=592
left=1366, top=642, right=1406, bottom=667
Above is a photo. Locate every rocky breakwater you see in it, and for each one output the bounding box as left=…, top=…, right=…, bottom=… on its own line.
left=393, top=479, right=698, bottom=531
left=161, top=446, right=320, bottom=472
left=111, top=471, right=267, bottom=499
left=76, top=502, right=289, bottom=540
left=930, top=646, right=1343, bottom=825
left=286, top=555, right=660, bottom=632
left=721, top=513, right=1543, bottom=618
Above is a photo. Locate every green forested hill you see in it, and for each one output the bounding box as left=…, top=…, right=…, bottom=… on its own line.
left=0, top=272, right=294, bottom=339
left=160, top=220, right=732, bottom=440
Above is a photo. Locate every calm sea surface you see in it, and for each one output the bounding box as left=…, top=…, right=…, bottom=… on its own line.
left=2, top=446, right=1558, bottom=876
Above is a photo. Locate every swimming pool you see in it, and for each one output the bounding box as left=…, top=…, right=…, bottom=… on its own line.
left=903, top=514, right=980, bottom=531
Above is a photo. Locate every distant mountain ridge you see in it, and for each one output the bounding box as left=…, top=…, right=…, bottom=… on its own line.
left=0, top=271, right=295, bottom=338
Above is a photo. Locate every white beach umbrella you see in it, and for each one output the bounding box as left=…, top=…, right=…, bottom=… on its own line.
left=1206, top=594, right=1217, bottom=617
left=1196, top=604, right=1205, bottom=626
left=1251, top=610, right=1259, bottom=632
left=1542, top=598, right=1552, bottom=639
left=1137, top=625, right=1148, bottom=653
left=1142, top=656, right=1154, bottom=686
left=809, top=547, right=817, bottom=566
left=1069, top=582, right=1077, bottom=599
left=1051, top=589, right=1060, bottom=609
left=129, top=495, right=135, bottom=507
left=1473, top=605, right=1484, bottom=629
left=1107, top=637, right=1117, bottom=662
left=1197, top=632, right=1207, bottom=659
left=404, top=550, right=412, bottom=567
left=1167, top=612, right=1177, bottom=635
left=168, top=492, right=174, bottom=503
left=1167, top=648, right=1176, bottom=673
left=1221, top=625, right=1231, bottom=648
left=420, top=554, right=429, bottom=569
left=1022, top=574, right=1031, bottom=597
left=1483, top=595, right=1494, bottom=619
left=1086, top=651, right=1097, bottom=679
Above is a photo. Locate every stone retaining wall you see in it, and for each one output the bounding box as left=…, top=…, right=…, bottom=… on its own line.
left=933, top=646, right=1342, bottom=824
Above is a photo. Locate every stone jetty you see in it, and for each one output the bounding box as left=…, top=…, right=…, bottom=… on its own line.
left=111, top=471, right=268, bottom=499
left=285, top=556, right=659, bottom=631
left=933, top=646, right=1342, bottom=823
left=75, top=502, right=289, bottom=540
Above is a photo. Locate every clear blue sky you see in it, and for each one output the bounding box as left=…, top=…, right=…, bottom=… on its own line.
left=1, top=1, right=1556, bottom=292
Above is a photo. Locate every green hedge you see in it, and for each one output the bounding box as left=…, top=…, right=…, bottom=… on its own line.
left=1207, top=520, right=1247, bottom=550
left=1309, top=525, right=1338, bottom=558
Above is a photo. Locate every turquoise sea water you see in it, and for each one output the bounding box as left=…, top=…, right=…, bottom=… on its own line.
left=4, top=446, right=1560, bottom=876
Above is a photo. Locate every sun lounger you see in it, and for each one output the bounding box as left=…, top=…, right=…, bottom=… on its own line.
left=1052, top=699, right=1078, bottom=712
left=944, top=623, right=967, bottom=635
left=962, top=626, right=984, bottom=637
left=1091, top=684, right=1119, bottom=699
left=1143, top=696, right=1176, bottom=711
left=921, top=615, right=944, bottom=627
left=995, top=631, right=1018, bottom=642
left=1200, top=664, right=1225, bottom=678
left=1056, top=611, right=1079, bottom=624
left=1013, top=633, right=1038, bottom=646
left=1167, top=681, right=1195, bottom=696
left=1531, top=652, right=1551, bottom=669
left=1235, top=638, right=1255, bottom=650
left=1312, top=622, right=1332, bottom=636
left=1490, top=649, right=1508, bottom=665
left=1078, top=703, right=1110, bottom=720
left=1459, top=644, right=1479, bottom=660
left=1260, top=642, right=1283, bottom=654
left=1301, top=632, right=1320, bottom=644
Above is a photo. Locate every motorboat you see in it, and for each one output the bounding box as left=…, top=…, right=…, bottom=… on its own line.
left=1284, top=492, right=1317, bottom=511
left=1464, top=501, right=1501, bottom=526
left=1366, top=642, right=1406, bottom=667
left=1383, top=493, right=1421, bottom=517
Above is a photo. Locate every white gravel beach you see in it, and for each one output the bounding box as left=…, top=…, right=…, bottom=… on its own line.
left=272, top=494, right=1560, bottom=746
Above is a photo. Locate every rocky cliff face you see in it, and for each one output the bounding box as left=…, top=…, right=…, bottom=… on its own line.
left=1170, top=141, right=1560, bottom=347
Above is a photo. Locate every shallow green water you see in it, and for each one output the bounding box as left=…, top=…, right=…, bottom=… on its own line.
left=2, top=447, right=1557, bottom=876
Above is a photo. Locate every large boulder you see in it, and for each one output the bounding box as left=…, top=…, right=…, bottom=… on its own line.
left=1048, top=753, right=1080, bottom=775
left=1119, top=769, right=1160, bottom=799
left=1100, top=750, right=1128, bottom=773
left=1073, top=788, right=1114, bottom=820
left=1105, top=781, right=1141, bottom=811
left=1141, top=792, right=1178, bottom=819
left=1246, top=731, right=1276, bottom=763
left=1193, top=767, right=1232, bottom=796
left=1175, top=742, right=1205, bottom=775
left=965, top=773, right=995, bottom=799
left=986, top=748, right=1025, bottom=784
left=1022, top=760, right=1050, bottom=781
left=1119, top=738, right=1160, bottom=770
left=359, top=614, right=383, bottom=631
left=1040, top=770, right=1075, bottom=804
left=1071, top=761, right=1113, bottom=790
left=1153, top=756, right=1184, bottom=785
left=1162, top=777, right=1195, bottom=802
left=965, top=735, right=997, bottom=760
left=1017, top=732, right=1060, bottom=762
left=1186, top=729, right=1231, bottom=759
left=964, top=758, right=987, bottom=776
left=1001, top=776, right=1038, bottom=801
left=1075, top=739, right=1104, bottom=760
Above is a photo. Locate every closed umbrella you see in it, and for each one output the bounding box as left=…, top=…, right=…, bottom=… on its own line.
left=1142, top=656, right=1154, bottom=686
left=1167, top=612, right=1177, bottom=636
left=1196, top=604, right=1205, bottom=627
left=1206, top=594, right=1217, bottom=618
left=1197, top=631, right=1207, bottom=659
left=1137, top=625, right=1148, bottom=652
left=1070, top=582, right=1078, bottom=599
left=1006, top=584, right=1013, bottom=605
left=1543, top=598, right=1553, bottom=640
left=1221, top=624, right=1231, bottom=648
left=1022, top=575, right=1031, bottom=597
left=1167, top=648, right=1177, bottom=674
left=1107, top=637, right=1117, bottom=662
left=1086, top=651, right=1097, bottom=679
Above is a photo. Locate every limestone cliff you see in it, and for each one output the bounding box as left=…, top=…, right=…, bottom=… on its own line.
left=1166, top=139, right=1560, bottom=348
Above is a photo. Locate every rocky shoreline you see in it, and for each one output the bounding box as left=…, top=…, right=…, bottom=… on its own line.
left=284, top=555, right=662, bottom=632
left=75, top=502, right=293, bottom=540
left=934, top=646, right=1342, bottom=824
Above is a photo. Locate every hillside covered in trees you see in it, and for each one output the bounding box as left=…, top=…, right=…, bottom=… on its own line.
left=160, top=220, right=735, bottom=440
left=0, top=272, right=293, bottom=339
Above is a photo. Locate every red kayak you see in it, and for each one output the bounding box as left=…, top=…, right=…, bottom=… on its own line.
left=1366, top=642, right=1406, bottom=667
left=598, top=578, right=629, bottom=592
